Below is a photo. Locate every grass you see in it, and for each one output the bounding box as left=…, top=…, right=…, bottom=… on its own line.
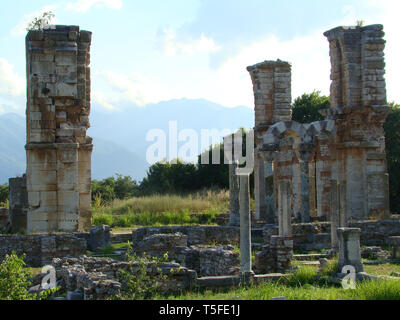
left=156, top=264, right=400, bottom=300
left=364, top=263, right=400, bottom=276
left=91, top=190, right=255, bottom=228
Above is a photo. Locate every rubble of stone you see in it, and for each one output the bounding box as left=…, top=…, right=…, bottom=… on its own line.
left=51, top=256, right=197, bottom=300
left=361, top=246, right=389, bottom=260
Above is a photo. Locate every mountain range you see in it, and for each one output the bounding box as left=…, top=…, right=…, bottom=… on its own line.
left=0, top=99, right=254, bottom=184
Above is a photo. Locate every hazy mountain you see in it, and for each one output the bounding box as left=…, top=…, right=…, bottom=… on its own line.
left=0, top=99, right=254, bottom=184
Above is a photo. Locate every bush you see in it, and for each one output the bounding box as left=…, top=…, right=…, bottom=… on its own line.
left=0, top=252, right=55, bottom=300
left=116, top=243, right=169, bottom=300
left=92, top=214, right=114, bottom=227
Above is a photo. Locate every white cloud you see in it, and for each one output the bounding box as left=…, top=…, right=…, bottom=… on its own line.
left=158, top=28, right=221, bottom=57
left=65, top=0, right=123, bottom=13
left=180, top=30, right=331, bottom=108
left=94, top=70, right=182, bottom=109
left=0, top=58, right=25, bottom=97
left=11, top=5, right=58, bottom=36
left=92, top=91, right=117, bottom=111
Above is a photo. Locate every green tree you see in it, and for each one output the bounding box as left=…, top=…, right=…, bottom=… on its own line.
left=0, top=183, right=8, bottom=207
left=140, top=159, right=198, bottom=195
left=26, top=11, right=55, bottom=31
left=384, top=102, right=400, bottom=213
left=291, top=90, right=330, bottom=123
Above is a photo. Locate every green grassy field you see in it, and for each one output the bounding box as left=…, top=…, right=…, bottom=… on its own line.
left=156, top=264, right=400, bottom=300
left=91, top=190, right=255, bottom=229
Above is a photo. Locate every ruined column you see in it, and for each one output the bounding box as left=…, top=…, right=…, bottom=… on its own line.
left=247, top=60, right=292, bottom=222
left=278, top=180, right=292, bottom=236
left=25, top=26, right=93, bottom=233
left=264, top=157, right=276, bottom=224
left=299, top=144, right=314, bottom=223
left=228, top=161, right=240, bottom=226
left=239, top=173, right=253, bottom=277
left=324, top=25, right=390, bottom=221
left=330, top=180, right=340, bottom=250
left=337, top=228, right=363, bottom=273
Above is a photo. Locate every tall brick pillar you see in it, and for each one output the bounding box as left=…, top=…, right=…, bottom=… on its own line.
left=25, top=26, right=93, bottom=233
left=247, top=60, right=292, bottom=223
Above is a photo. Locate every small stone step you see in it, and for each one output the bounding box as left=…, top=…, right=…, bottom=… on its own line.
left=296, top=261, right=320, bottom=266
left=293, top=253, right=328, bottom=261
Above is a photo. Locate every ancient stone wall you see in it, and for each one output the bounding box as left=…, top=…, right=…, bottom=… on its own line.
left=25, top=26, right=93, bottom=233
left=263, top=219, right=400, bottom=251
left=0, top=233, right=87, bottom=267
left=132, top=226, right=240, bottom=246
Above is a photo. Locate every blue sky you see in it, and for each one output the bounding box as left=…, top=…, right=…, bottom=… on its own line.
left=0, top=0, right=399, bottom=115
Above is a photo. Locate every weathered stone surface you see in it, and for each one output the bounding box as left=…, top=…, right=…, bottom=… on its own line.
left=0, top=208, right=9, bottom=229
left=389, top=236, right=400, bottom=259
left=0, top=234, right=87, bottom=267
left=132, top=226, right=239, bottom=246
left=9, top=176, right=28, bottom=233
left=26, top=25, right=93, bottom=233
left=199, top=246, right=239, bottom=277
left=88, top=225, right=111, bottom=251
left=133, top=232, right=188, bottom=259
left=337, top=228, right=363, bottom=273
left=254, top=235, right=293, bottom=274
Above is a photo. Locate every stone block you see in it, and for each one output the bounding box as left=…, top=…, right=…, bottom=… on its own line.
left=88, top=225, right=111, bottom=251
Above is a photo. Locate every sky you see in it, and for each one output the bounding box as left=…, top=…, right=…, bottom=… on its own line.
left=0, top=0, right=399, bottom=115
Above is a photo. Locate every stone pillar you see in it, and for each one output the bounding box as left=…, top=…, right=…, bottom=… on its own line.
left=299, top=145, right=314, bottom=223
left=330, top=180, right=340, bottom=250
left=337, top=228, right=363, bottom=273
left=25, top=26, right=93, bottom=233
left=239, top=174, right=253, bottom=277
left=254, top=155, right=266, bottom=221
left=8, top=175, right=28, bottom=233
left=228, top=161, right=240, bottom=226
left=278, top=180, right=292, bottom=236
left=247, top=60, right=292, bottom=225
left=389, top=236, right=400, bottom=260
